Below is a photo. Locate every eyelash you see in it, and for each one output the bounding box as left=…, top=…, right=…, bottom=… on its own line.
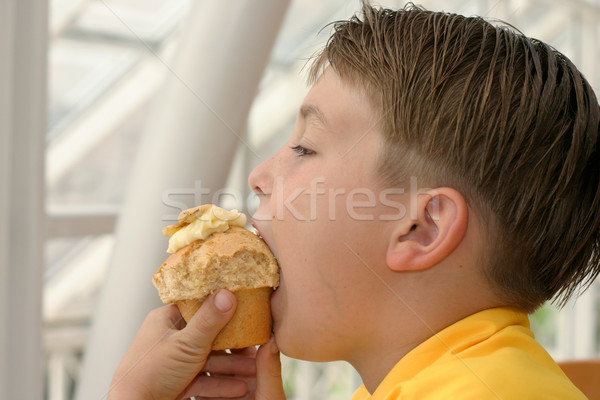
left=290, top=144, right=315, bottom=157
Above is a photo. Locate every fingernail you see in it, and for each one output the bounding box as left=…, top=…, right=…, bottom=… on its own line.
left=215, top=290, right=233, bottom=312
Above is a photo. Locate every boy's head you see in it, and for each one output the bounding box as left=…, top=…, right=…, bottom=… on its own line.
left=307, top=2, right=600, bottom=312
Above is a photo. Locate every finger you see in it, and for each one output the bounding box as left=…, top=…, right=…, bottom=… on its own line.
left=164, top=303, right=188, bottom=329
left=255, top=337, right=286, bottom=399
left=124, top=305, right=181, bottom=355
left=143, top=304, right=183, bottom=331
left=174, top=290, right=237, bottom=357
left=202, top=353, right=257, bottom=376
left=176, top=375, right=248, bottom=400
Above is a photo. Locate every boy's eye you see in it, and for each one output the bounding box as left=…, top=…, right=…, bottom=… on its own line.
left=290, top=144, right=316, bottom=157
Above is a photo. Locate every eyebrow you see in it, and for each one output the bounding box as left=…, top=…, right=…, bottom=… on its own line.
left=300, top=104, right=329, bottom=128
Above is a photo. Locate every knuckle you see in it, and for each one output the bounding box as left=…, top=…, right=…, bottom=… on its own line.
left=195, top=307, right=221, bottom=333
left=172, top=333, right=210, bottom=363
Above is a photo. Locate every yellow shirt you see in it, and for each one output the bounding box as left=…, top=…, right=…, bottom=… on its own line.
left=352, top=308, right=586, bottom=399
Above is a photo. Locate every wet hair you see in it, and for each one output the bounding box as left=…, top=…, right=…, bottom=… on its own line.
left=309, top=2, right=600, bottom=312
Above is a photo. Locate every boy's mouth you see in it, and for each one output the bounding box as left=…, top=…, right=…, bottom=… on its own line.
left=249, top=222, right=262, bottom=238
left=251, top=221, right=273, bottom=249
left=251, top=220, right=280, bottom=270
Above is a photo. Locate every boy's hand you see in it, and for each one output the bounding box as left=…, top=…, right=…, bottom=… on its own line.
left=107, top=289, right=286, bottom=399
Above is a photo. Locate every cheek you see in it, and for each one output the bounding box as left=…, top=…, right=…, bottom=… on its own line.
left=269, top=173, right=376, bottom=261
left=268, top=159, right=388, bottom=280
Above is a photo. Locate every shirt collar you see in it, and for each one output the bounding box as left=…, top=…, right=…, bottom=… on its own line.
left=369, top=307, right=529, bottom=397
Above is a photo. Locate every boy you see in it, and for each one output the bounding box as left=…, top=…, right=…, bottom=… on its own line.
left=109, top=2, right=599, bottom=399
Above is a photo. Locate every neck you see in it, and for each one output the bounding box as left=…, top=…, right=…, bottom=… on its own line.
left=348, top=285, right=502, bottom=393
left=349, top=326, right=430, bottom=392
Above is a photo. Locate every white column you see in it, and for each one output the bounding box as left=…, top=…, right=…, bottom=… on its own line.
left=0, top=0, right=48, bottom=399
left=575, top=3, right=599, bottom=360
left=555, top=8, right=599, bottom=362
left=557, top=284, right=598, bottom=360
left=573, top=285, right=597, bottom=357
left=75, top=1, right=290, bottom=398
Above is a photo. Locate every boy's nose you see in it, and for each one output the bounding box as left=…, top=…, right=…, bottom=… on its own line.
left=248, top=155, right=274, bottom=196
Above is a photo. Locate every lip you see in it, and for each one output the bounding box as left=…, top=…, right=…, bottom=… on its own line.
left=251, top=220, right=270, bottom=247
left=251, top=221, right=262, bottom=237
left=252, top=219, right=281, bottom=282
left=252, top=219, right=278, bottom=259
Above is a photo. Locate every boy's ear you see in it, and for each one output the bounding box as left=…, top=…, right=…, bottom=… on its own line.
left=386, top=187, right=468, bottom=271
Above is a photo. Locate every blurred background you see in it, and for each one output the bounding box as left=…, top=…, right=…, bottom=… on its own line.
left=1, top=0, right=599, bottom=399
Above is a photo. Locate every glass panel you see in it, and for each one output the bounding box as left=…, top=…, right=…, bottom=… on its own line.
left=47, top=38, right=139, bottom=139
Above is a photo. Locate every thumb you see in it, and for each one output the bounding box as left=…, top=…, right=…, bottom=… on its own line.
left=176, top=289, right=236, bottom=354
left=255, top=337, right=286, bottom=399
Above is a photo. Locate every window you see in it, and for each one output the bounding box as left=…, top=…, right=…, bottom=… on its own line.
left=5, top=0, right=597, bottom=398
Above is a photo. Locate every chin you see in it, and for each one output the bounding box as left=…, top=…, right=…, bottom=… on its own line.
left=273, top=328, right=337, bottom=362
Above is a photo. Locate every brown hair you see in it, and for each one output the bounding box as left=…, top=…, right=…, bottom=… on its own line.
left=310, top=2, right=600, bottom=312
